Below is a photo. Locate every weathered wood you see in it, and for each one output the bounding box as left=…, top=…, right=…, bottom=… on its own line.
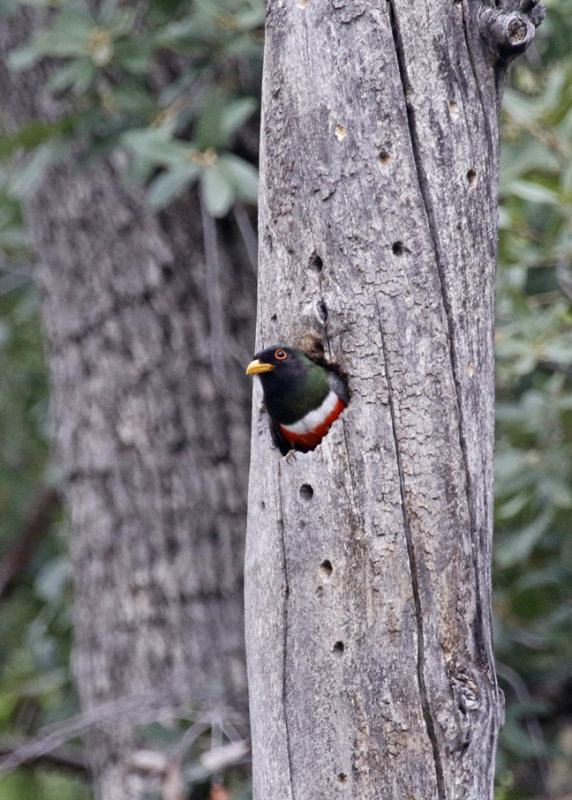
left=245, top=1, right=543, bottom=798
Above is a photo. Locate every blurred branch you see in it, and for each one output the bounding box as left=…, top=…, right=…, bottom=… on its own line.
left=0, top=690, right=248, bottom=778
left=536, top=359, right=572, bottom=379
left=0, top=486, right=60, bottom=599
left=200, top=194, right=226, bottom=387
left=0, top=687, right=181, bottom=776
left=557, top=257, right=572, bottom=304
left=200, top=740, right=250, bottom=773
left=497, top=661, right=551, bottom=794
left=0, top=735, right=87, bottom=775
left=233, top=202, right=257, bottom=273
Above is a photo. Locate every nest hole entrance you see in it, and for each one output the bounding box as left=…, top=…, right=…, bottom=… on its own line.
left=320, top=559, right=333, bottom=578
left=309, top=253, right=323, bottom=272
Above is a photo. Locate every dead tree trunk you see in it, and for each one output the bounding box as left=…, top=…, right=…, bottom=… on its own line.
left=245, top=1, right=544, bottom=798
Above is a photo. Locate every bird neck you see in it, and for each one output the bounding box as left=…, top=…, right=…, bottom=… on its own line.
left=264, top=366, right=330, bottom=425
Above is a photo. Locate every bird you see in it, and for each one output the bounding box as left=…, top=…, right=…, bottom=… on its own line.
left=246, top=345, right=349, bottom=456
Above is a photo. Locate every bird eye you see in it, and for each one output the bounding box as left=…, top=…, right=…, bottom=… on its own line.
left=275, top=349, right=287, bottom=360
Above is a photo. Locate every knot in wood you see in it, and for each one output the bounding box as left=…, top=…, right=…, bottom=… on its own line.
left=458, top=685, right=479, bottom=714
left=480, top=8, right=539, bottom=61
left=507, top=15, right=527, bottom=43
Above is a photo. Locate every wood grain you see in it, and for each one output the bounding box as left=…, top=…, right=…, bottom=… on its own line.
left=245, top=1, right=543, bottom=797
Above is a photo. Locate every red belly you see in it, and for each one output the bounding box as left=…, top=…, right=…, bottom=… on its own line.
left=279, top=396, right=346, bottom=452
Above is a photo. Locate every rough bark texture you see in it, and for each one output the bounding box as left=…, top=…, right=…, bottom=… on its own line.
left=245, top=1, right=543, bottom=798
left=0, top=10, right=255, bottom=799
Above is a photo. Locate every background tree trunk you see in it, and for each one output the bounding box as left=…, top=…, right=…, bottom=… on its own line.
left=0, top=9, right=256, bottom=799
left=245, top=1, right=542, bottom=798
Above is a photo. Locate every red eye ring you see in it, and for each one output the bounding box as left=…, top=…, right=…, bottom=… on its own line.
left=275, top=349, right=287, bottom=360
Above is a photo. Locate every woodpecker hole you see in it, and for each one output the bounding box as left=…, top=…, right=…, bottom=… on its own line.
left=467, top=169, right=477, bottom=186
left=320, top=559, right=333, bottom=578
left=449, top=99, right=459, bottom=113
left=378, top=149, right=391, bottom=165
left=312, top=339, right=325, bottom=358
left=270, top=313, right=277, bottom=322
left=260, top=500, right=266, bottom=511
left=300, top=484, right=314, bottom=501
left=309, top=252, right=323, bottom=272
left=316, top=300, right=328, bottom=324
left=392, top=241, right=404, bottom=256
left=337, top=773, right=348, bottom=784
left=162, top=264, right=175, bottom=282
left=300, top=336, right=326, bottom=365
left=166, top=536, right=179, bottom=558
left=333, top=641, right=345, bottom=655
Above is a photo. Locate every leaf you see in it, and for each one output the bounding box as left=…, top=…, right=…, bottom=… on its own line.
left=7, top=43, right=42, bottom=71
left=9, top=143, right=64, bottom=200
left=502, top=88, right=539, bottom=125
left=218, top=154, right=258, bottom=203
left=543, top=480, right=572, bottom=509
left=508, top=180, right=560, bottom=205
left=0, top=117, right=76, bottom=161
left=48, top=58, right=95, bottom=94
left=509, top=581, right=561, bottom=620
left=35, top=556, right=72, bottom=602
left=495, top=507, right=554, bottom=568
left=219, top=97, right=257, bottom=143
left=194, top=94, right=226, bottom=150
left=113, top=36, right=153, bottom=75
left=121, top=128, right=191, bottom=168
left=201, top=163, right=234, bottom=218
left=234, top=3, right=265, bottom=30
left=147, top=164, right=200, bottom=209
left=496, top=491, right=531, bottom=521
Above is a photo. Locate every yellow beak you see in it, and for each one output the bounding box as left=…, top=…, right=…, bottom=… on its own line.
left=246, top=359, right=275, bottom=375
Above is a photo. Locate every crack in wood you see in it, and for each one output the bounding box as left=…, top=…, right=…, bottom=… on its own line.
left=391, top=0, right=497, bottom=680
left=460, top=2, right=498, bottom=144
left=276, top=463, right=296, bottom=800
left=387, top=1, right=502, bottom=783
left=460, top=8, right=505, bottom=707
left=384, top=5, right=450, bottom=797
left=374, top=290, right=446, bottom=798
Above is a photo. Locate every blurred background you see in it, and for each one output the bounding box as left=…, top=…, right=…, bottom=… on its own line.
left=0, top=0, right=570, bottom=797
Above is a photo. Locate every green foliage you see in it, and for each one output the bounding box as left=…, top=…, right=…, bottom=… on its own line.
left=5, top=0, right=263, bottom=214
left=0, top=770, right=87, bottom=800
left=494, top=2, right=572, bottom=792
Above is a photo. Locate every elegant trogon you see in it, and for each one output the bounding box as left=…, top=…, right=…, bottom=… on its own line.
left=246, top=345, right=349, bottom=456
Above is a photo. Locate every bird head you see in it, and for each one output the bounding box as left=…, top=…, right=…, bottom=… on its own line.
left=246, top=345, right=332, bottom=424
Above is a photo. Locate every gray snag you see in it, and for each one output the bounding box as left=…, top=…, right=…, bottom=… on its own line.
left=245, top=1, right=543, bottom=798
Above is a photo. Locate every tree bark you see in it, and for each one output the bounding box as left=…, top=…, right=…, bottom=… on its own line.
left=245, top=1, right=543, bottom=798
left=0, top=9, right=255, bottom=798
